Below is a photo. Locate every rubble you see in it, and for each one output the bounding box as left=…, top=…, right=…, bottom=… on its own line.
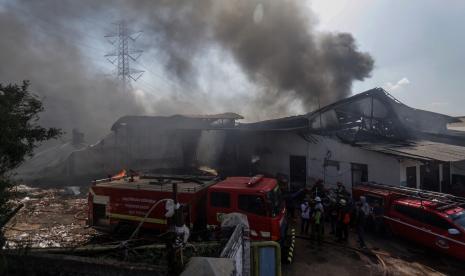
left=3, top=185, right=96, bottom=249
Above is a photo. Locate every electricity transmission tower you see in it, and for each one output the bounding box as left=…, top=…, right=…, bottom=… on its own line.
left=105, top=20, right=144, bottom=92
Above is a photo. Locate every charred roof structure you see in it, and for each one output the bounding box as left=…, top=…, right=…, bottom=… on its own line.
left=240, top=88, right=465, bottom=162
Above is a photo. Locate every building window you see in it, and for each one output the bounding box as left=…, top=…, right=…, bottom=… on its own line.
left=210, top=192, right=230, bottom=208
left=238, top=194, right=267, bottom=216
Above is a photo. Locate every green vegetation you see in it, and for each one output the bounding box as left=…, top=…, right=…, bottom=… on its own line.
left=0, top=81, right=61, bottom=227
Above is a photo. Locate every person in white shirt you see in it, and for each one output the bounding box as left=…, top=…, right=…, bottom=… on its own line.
left=300, top=199, right=311, bottom=235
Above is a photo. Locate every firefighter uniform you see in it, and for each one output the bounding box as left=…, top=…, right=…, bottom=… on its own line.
left=311, top=197, right=324, bottom=245
left=336, top=199, right=350, bottom=242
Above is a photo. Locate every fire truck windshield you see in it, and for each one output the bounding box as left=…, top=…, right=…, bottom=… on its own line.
left=450, top=211, right=465, bottom=231
left=267, top=186, right=284, bottom=217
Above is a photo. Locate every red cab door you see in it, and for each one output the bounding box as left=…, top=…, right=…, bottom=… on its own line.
left=388, top=203, right=430, bottom=244
left=421, top=212, right=465, bottom=260
left=237, top=193, right=271, bottom=240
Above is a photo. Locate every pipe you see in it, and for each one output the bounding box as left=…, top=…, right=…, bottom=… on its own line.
left=128, top=199, right=171, bottom=241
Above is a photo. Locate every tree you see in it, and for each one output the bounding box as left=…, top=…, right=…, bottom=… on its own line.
left=0, top=81, right=61, bottom=219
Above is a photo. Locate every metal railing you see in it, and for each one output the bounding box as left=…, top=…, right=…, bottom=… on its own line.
left=220, top=225, right=250, bottom=276
left=357, top=181, right=465, bottom=208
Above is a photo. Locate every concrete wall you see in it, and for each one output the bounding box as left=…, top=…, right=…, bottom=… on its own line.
left=249, top=132, right=401, bottom=191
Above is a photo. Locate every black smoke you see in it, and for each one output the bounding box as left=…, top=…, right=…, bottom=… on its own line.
left=122, top=0, right=374, bottom=109
left=1, top=0, right=374, bottom=140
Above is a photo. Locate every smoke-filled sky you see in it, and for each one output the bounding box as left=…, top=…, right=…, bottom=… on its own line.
left=0, top=0, right=462, bottom=142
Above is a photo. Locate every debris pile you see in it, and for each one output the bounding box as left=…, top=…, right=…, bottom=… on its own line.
left=3, top=185, right=96, bottom=248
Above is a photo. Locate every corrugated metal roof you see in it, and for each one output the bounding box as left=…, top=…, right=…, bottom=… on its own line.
left=360, top=141, right=465, bottom=162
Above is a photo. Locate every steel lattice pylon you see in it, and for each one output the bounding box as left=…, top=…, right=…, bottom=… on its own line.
left=105, top=20, right=144, bottom=92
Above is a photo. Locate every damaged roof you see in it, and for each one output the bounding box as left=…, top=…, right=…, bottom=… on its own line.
left=111, top=113, right=243, bottom=131
left=239, top=88, right=459, bottom=135
left=241, top=88, right=463, bottom=147
left=359, top=140, right=465, bottom=162
left=238, top=115, right=308, bottom=131
left=238, top=87, right=465, bottom=162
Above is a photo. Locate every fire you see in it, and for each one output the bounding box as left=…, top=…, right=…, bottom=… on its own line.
left=111, top=169, right=126, bottom=180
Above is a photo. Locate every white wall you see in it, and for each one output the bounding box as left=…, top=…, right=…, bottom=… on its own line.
left=255, top=132, right=402, bottom=191
left=307, top=136, right=401, bottom=190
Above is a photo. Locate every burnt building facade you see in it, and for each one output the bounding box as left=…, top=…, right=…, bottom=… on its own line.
left=17, top=88, right=465, bottom=195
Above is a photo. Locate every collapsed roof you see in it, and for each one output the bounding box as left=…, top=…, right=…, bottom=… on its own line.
left=240, top=88, right=465, bottom=162
left=242, top=88, right=459, bottom=135
left=108, top=88, right=465, bottom=162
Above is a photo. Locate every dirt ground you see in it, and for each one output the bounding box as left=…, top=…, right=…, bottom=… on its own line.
left=4, top=187, right=465, bottom=275
left=3, top=185, right=97, bottom=248
left=283, top=219, right=465, bottom=276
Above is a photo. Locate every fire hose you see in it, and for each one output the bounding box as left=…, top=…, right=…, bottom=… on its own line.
left=128, top=198, right=172, bottom=241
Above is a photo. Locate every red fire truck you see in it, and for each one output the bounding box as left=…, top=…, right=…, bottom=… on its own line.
left=353, top=183, right=465, bottom=261
left=88, top=172, right=287, bottom=242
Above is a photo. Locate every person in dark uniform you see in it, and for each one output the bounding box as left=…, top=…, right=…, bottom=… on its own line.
left=336, top=199, right=351, bottom=243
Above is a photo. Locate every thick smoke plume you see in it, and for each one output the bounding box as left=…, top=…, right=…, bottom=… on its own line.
left=0, top=2, right=142, bottom=142
left=1, top=0, right=374, bottom=142
left=122, top=0, right=373, bottom=108
left=212, top=1, right=374, bottom=107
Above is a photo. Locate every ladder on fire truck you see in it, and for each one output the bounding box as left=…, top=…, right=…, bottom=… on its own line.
left=360, top=182, right=465, bottom=210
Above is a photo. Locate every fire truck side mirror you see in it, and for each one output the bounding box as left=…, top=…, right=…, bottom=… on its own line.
left=448, top=228, right=460, bottom=236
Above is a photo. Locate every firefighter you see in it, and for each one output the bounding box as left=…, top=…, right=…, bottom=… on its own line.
left=311, top=196, right=324, bottom=245
left=355, top=196, right=370, bottom=248
left=336, top=199, right=351, bottom=243
left=336, top=182, right=349, bottom=200
left=329, top=200, right=338, bottom=235
left=372, top=201, right=384, bottom=235
left=300, top=199, right=311, bottom=235
left=310, top=179, right=326, bottom=198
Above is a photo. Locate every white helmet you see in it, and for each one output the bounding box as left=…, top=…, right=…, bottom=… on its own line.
left=315, top=196, right=321, bottom=203
left=339, top=199, right=347, bottom=206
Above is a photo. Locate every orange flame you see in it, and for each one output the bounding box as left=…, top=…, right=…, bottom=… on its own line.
left=111, top=169, right=126, bottom=180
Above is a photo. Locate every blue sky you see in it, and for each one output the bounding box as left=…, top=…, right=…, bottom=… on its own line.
left=311, top=0, right=465, bottom=116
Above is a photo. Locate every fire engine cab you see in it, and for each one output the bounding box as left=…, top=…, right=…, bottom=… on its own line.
left=353, top=182, right=465, bottom=261
left=88, top=172, right=287, bottom=242
left=207, top=175, right=287, bottom=241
